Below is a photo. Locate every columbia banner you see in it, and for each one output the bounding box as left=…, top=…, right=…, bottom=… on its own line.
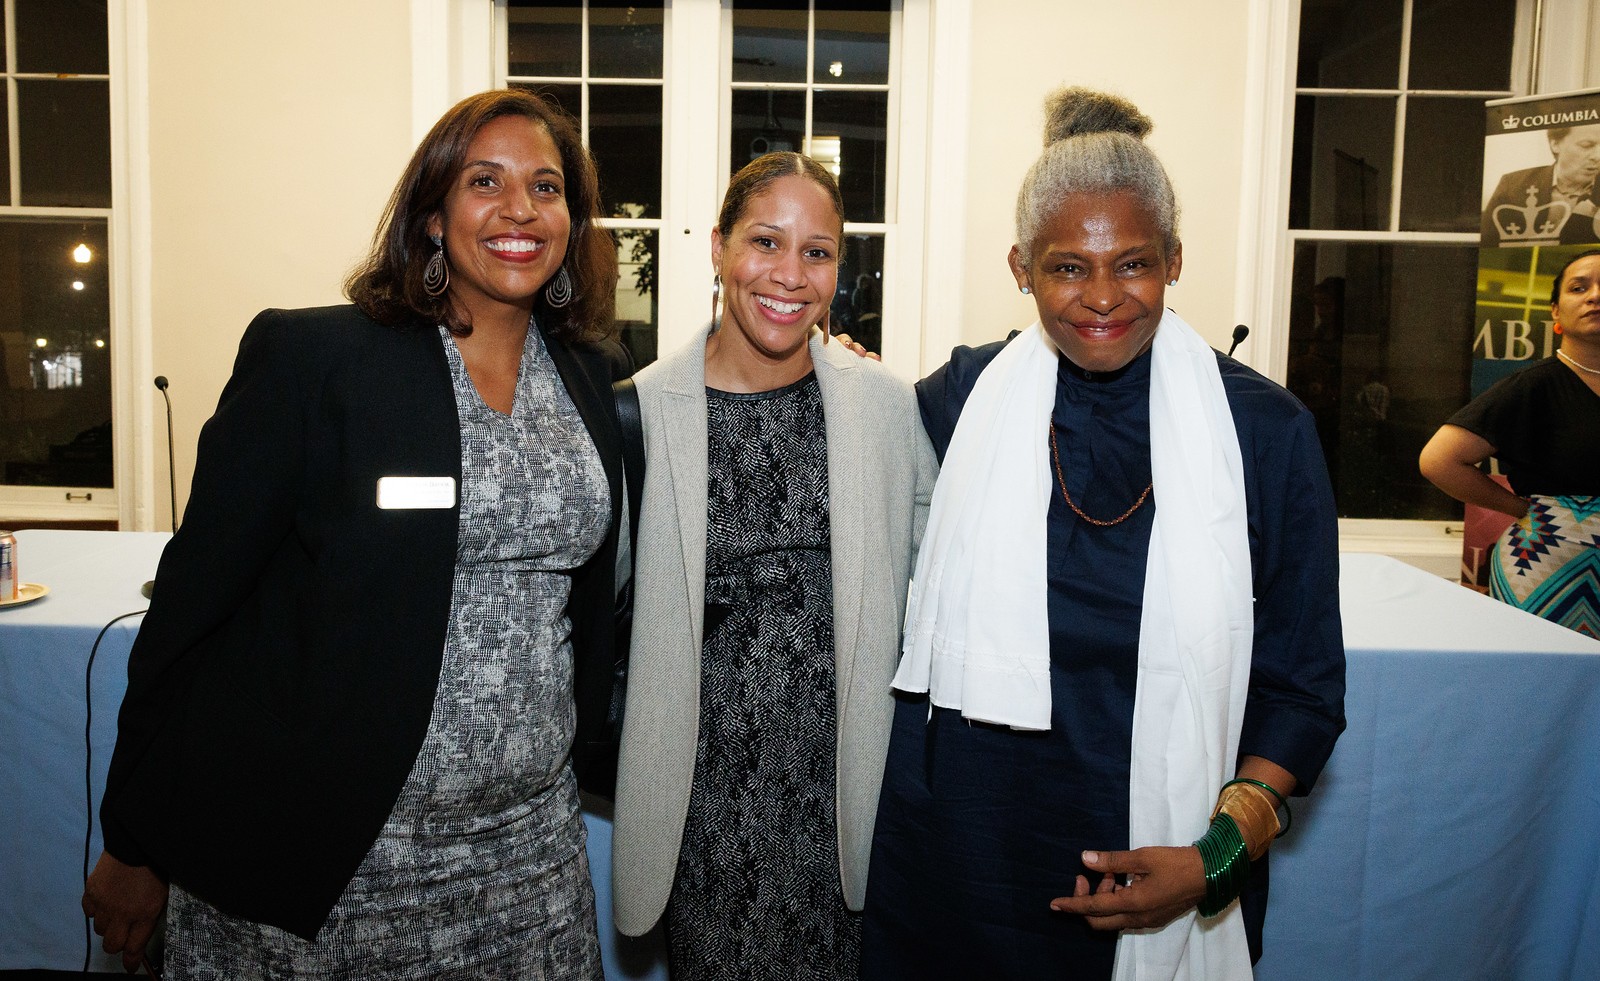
left=1461, top=87, right=1600, bottom=587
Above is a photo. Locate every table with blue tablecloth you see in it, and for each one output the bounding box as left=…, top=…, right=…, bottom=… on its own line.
left=1257, top=552, right=1600, bottom=980
left=4, top=534, right=1598, bottom=977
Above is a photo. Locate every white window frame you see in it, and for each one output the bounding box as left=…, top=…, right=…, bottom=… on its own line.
left=1234, top=0, right=1595, bottom=575
left=422, top=0, right=960, bottom=382
left=0, top=0, right=154, bottom=527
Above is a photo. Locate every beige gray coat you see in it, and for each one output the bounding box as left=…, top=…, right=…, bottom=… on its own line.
left=611, top=325, right=937, bottom=936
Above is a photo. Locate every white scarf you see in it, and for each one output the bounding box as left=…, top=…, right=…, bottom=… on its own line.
left=892, top=311, right=1254, bottom=980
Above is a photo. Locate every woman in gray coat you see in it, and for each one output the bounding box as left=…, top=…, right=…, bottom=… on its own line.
left=610, top=152, right=937, bottom=980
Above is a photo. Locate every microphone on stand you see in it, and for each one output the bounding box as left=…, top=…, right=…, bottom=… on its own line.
left=1227, top=324, right=1250, bottom=358
left=143, top=376, right=177, bottom=600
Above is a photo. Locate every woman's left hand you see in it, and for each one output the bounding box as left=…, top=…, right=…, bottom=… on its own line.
left=1049, top=846, right=1207, bottom=931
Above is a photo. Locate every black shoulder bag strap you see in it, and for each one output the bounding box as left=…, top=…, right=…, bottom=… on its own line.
left=607, top=377, right=645, bottom=752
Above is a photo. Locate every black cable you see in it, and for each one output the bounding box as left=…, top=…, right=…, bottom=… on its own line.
left=83, top=608, right=149, bottom=972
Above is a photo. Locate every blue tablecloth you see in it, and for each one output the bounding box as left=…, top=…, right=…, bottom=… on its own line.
left=1257, top=552, right=1600, bottom=980
left=0, top=530, right=165, bottom=973
left=6, top=535, right=1598, bottom=977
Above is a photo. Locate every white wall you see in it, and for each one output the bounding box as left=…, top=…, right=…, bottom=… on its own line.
left=146, top=1, right=415, bottom=524
left=954, top=0, right=1256, bottom=354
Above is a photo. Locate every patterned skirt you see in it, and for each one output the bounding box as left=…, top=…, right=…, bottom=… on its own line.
left=1489, top=495, right=1600, bottom=639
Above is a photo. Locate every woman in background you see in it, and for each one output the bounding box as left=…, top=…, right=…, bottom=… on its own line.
left=82, top=89, right=628, bottom=978
left=610, top=151, right=937, bottom=980
left=1420, top=248, right=1600, bottom=637
left=864, top=88, right=1345, bottom=979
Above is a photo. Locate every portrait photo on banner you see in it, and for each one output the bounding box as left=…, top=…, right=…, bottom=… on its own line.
left=1480, top=89, right=1600, bottom=249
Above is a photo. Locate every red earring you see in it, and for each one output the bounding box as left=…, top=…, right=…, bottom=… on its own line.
left=1554, top=321, right=1564, bottom=334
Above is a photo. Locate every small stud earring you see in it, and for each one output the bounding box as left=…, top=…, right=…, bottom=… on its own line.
left=1168, top=279, right=1178, bottom=287
left=1021, top=286, right=1031, bottom=295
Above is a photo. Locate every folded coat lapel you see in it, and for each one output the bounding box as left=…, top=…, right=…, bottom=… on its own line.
left=660, top=354, right=709, bottom=649
left=811, top=336, right=867, bottom=716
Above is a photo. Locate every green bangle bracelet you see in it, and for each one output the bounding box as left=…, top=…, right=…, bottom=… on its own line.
left=1194, top=812, right=1249, bottom=917
left=1222, top=777, right=1292, bottom=837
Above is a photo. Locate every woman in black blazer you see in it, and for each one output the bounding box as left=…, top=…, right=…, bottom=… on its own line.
left=82, top=90, right=630, bottom=978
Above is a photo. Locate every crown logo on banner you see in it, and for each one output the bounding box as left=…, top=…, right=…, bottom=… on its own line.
left=1501, top=115, right=1521, bottom=130
left=1493, top=185, right=1571, bottom=244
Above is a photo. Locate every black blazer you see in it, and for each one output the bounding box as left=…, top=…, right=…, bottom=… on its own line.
left=100, top=304, right=630, bottom=940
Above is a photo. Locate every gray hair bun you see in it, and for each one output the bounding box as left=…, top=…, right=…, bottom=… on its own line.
left=1043, top=87, right=1152, bottom=146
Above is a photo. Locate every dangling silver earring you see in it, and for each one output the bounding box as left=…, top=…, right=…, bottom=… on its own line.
left=423, top=234, right=449, bottom=297
left=711, top=275, right=722, bottom=328
left=545, top=265, right=573, bottom=308
left=1021, top=286, right=1031, bottom=295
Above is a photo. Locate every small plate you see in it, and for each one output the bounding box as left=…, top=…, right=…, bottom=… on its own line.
left=0, top=583, right=49, bottom=609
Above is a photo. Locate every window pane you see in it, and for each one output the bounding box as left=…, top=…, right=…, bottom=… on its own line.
left=1290, top=94, right=1395, bottom=230
left=812, top=90, right=887, bottom=223
left=15, top=0, right=107, bottom=75
left=1284, top=241, right=1477, bottom=519
left=1399, top=96, right=1487, bottom=232
left=1296, top=0, right=1403, bottom=89
left=590, top=0, right=664, bottom=79
left=831, top=233, right=884, bottom=355
left=813, top=2, right=890, bottom=85
left=512, top=82, right=582, bottom=127
left=0, top=218, right=113, bottom=489
left=507, top=0, right=581, bottom=78
left=730, top=89, right=805, bottom=172
left=1408, top=0, right=1515, bottom=91
left=17, top=79, right=112, bottom=208
left=591, top=85, right=663, bottom=218
left=613, top=227, right=658, bottom=369
left=732, top=2, right=809, bottom=84
left=0, top=87, right=10, bottom=205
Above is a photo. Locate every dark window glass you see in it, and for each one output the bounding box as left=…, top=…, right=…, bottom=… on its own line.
left=813, top=2, right=890, bottom=85
left=732, top=1, right=808, bottom=84
left=0, top=87, right=10, bottom=205
left=508, top=1, right=582, bottom=78
left=1284, top=241, right=1478, bottom=519
left=1400, top=96, right=1487, bottom=231
left=15, top=0, right=108, bottom=74
left=812, top=90, right=887, bottom=223
left=830, top=233, right=884, bottom=355
left=1408, top=0, right=1516, bottom=90
left=1290, top=94, right=1395, bottom=230
left=1296, top=0, right=1403, bottom=89
left=590, top=84, right=663, bottom=218
left=0, top=218, right=113, bottom=488
left=613, top=228, right=658, bottom=368
left=18, top=80, right=112, bottom=208
left=512, top=82, right=582, bottom=127
left=730, top=89, right=805, bottom=171
left=590, top=0, right=664, bottom=79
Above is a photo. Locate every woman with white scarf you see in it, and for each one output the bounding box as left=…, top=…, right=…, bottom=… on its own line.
left=860, top=88, right=1345, bottom=980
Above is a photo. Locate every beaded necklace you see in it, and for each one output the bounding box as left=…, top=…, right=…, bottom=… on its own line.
left=1047, top=423, right=1153, bottom=527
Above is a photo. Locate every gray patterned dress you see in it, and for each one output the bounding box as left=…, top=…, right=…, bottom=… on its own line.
left=165, top=324, right=609, bottom=980
left=666, top=374, right=858, bottom=981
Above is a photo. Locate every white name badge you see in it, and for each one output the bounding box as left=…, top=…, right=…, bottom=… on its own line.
left=376, top=476, right=456, bottom=510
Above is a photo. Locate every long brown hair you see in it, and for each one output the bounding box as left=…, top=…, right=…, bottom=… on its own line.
left=345, top=89, right=616, bottom=341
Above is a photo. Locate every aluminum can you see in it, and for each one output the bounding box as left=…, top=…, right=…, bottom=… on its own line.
left=0, top=530, right=16, bottom=602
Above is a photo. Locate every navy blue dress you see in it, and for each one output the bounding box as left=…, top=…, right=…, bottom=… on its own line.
left=861, top=340, right=1345, bottom=979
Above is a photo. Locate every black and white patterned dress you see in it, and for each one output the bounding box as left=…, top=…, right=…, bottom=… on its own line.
left=165, top=324, right=609, bottom=980
left=666, top=373, right=858, bottom=981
